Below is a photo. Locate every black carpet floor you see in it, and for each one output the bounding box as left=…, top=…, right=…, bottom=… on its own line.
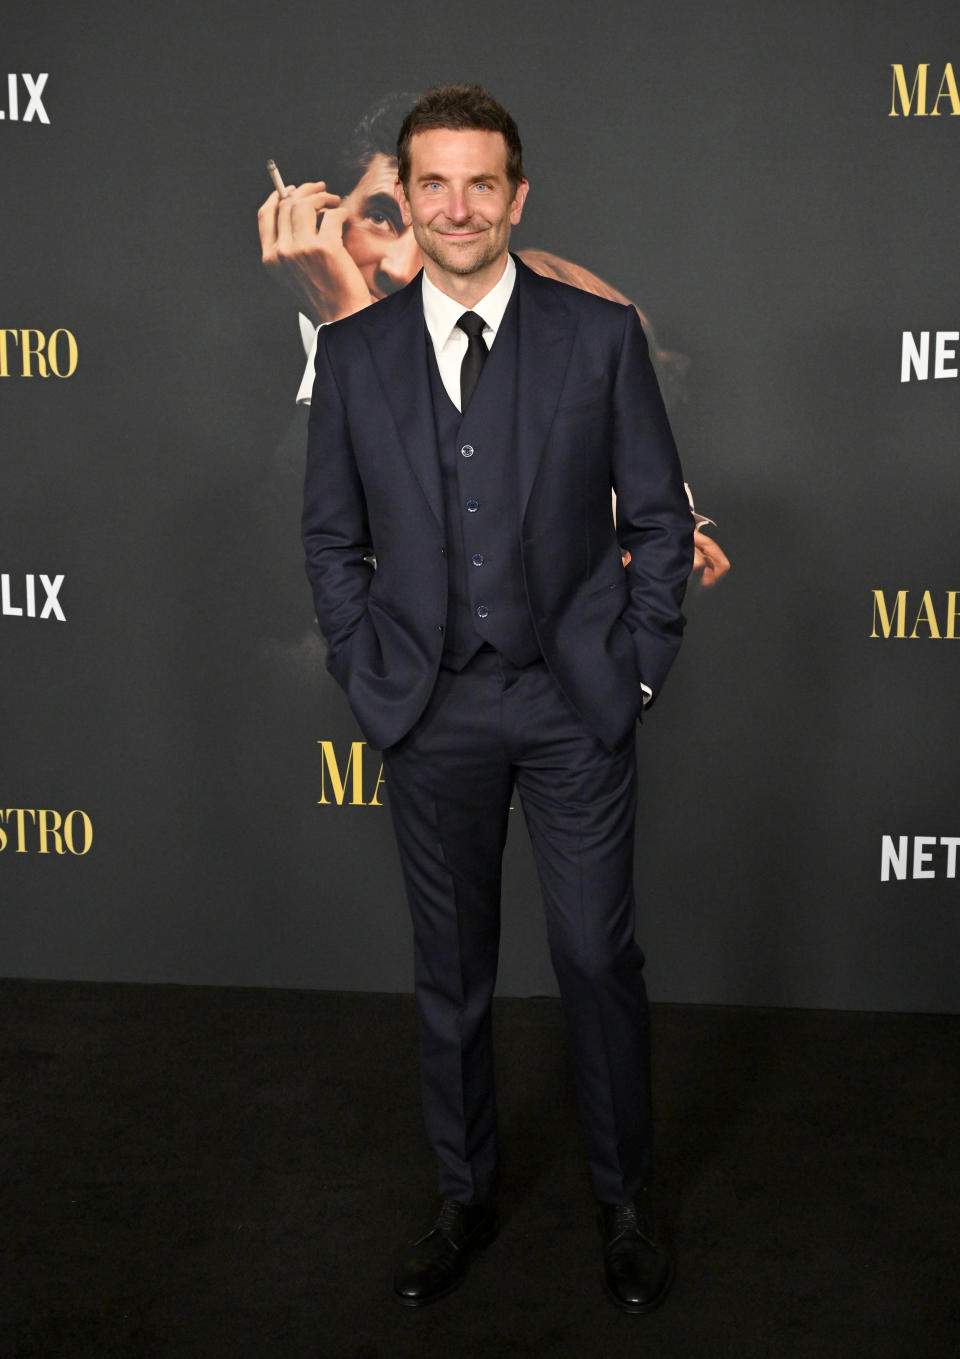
left=2, top=979, right=958, bottom=1358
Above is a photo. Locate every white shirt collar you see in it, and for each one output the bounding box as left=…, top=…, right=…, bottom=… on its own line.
left=421, top=253, right=517, bottom=353
left=296, top=255, right=518, bottom=406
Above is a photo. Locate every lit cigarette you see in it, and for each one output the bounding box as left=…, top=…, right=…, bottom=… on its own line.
left=266, top=158, right=286, bottom=195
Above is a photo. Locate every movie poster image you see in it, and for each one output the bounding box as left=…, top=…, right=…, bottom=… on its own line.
left=2, top=1, right=958, bottom=1009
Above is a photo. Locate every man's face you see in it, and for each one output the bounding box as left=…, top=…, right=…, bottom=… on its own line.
left=340, top=152, right=422, bottom=300
left=396, top=129, right=528, bottom=281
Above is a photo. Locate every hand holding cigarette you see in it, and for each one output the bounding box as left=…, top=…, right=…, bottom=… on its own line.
left=257, top=161, right=371, bottom=324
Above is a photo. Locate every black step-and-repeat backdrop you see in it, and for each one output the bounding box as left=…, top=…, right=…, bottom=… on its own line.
left=3, top=2, right=958, bottom=1011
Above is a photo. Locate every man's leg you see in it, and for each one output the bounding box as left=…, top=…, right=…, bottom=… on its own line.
left=503, top=662, right=651, bottom=1202
left=502, top=660, right=673, bottom=1312
left=383, top=655, right=514, bottom=1306
left=382, top=655, right=513, bottom=1204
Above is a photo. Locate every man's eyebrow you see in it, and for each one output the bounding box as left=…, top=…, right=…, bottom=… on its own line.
left=361, top=191, right=404, bottom=227
left=416, top=172, right=502, bottom=184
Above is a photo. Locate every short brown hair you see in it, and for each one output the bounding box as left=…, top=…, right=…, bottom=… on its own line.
left=397, top=84, right=525, bottom=191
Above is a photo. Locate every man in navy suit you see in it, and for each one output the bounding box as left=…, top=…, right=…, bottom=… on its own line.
left=302, top=84, right=693, bottom=1312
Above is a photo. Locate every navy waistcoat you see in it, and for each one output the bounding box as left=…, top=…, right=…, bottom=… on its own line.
left=426, top=293, right=540, bottom=671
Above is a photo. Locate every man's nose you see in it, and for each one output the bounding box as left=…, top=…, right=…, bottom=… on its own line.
left=445, top=188, right=471, bottom=222
left=379, top=229, right=423, bottom=287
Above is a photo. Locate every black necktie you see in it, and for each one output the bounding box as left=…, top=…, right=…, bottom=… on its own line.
left=456, top=311, right=488, bottom=412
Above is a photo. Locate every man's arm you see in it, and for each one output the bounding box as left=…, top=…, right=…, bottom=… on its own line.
left=610, top=305, right=695, bottom=698
left=301, top=329, right=375, bottom=665
left=258, top=180, right=374, bottom=325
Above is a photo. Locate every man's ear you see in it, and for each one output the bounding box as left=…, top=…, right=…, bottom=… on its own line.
left=510, top=177, right=530, bottom=226
left=395, top=177, right=413, bottom=228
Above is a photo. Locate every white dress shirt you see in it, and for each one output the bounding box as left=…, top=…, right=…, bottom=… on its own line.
left=296, top=313, right=321, bottom=405
left=420, top=254, right=517, bottom=411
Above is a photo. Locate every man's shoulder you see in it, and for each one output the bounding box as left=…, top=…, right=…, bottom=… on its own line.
left=515, top=254, right=631, bottom=329
left=321, top=273, right=423, bottom=351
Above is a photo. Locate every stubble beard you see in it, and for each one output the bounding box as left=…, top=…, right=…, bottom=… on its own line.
left=414, top=222, right=505, bottom=278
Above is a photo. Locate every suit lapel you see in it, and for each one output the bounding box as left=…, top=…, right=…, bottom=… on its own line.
left=356, top=259, right=578, bottom=529
left=513, top=256, right=579, bottom=517
left=359, top=274, right=444, bottom=529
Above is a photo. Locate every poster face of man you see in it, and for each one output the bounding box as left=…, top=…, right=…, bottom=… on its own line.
left=340, top=151, right=421, bottom=301
left=258, top=145, right=421, bottom=326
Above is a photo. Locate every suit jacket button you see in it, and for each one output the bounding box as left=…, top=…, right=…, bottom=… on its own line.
left=460, top=444, right=474, bottom=458
left=476, top=605, right=489, bottom=619
left=466, top=499, right=479, bottom=513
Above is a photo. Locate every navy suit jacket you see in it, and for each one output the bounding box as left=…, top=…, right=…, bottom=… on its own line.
left=302, top=255, right=694, bottom=751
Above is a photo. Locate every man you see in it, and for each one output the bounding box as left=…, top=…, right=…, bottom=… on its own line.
left=302, top=84, right=694, bottom=1312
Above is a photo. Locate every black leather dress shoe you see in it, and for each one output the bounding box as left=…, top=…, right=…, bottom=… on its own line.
left=599, top=1186, right=674, bottom=1313
left=393, top=1197, right=499, bottom=1307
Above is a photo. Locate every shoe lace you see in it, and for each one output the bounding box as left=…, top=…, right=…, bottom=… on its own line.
left=436, top=1198, right=463, bottom=1234
left=608, top=1195, right=660, bottom=1248
left=610, top=1202, right=638, bottom=1237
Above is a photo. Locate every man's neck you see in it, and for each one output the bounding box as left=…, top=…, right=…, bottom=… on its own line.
left=422, top=252, right=510, bottom=310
